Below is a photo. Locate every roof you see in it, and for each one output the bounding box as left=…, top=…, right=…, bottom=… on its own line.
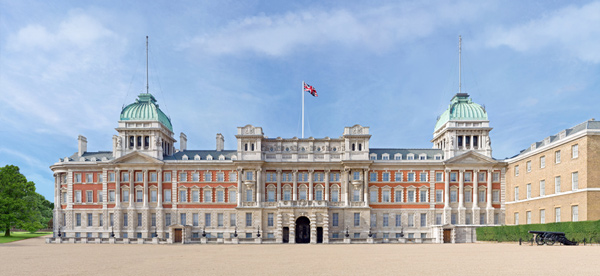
left=67, top=151, right=114, bottom=161
left=434, top=93, right=488, bottom=131
left=120, top=93, right=173, bottom=132
left=369, top=148, right=443, bottom=160
left=514, top=119, right=600, bottom=157
left=164, top=150, right=238, bottom=161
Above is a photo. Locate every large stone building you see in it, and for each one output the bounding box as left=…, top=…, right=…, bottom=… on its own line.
left=505, top=119, right=600, bottom=225
left=50, top=92, right=506, bottom=244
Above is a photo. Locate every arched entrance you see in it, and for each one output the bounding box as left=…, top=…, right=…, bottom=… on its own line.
left=295, top=216, right=310, bottom=243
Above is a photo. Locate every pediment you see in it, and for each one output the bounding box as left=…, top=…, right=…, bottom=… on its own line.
left=445, top=151, right=497, bottom=165
left=111, top=151, right=164, bottom=165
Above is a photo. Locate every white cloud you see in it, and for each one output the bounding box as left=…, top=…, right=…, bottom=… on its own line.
left=486, top=1, right=600, bottom=63
left=182, top=2, right=493, bottom=56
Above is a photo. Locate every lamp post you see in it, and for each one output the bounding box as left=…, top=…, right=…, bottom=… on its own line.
left=111, top=226, right=115, bottom=238
left=154, top=227, right=157, bottom=238
left=57, top=226, right=62, bottom=238
left=399, top=226, right=404, bottom=238
left=202, top=226, right=206, bottom=237
left=368, top=227, right=372, bottom=238
left=234, top=226, right=238, bottom=238
left=345, top=226, right=349, bottom=238
left=256, top=226, right=261, bottom=238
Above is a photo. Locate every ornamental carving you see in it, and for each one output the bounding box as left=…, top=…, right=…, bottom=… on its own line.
left=351, top=126, right=363, bottom=134
left=244, top=126, right=255, bottom=134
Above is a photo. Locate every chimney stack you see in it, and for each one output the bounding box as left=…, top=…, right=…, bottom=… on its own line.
left=216, top=133, right=224, bottom=151
left=78, top=135, right=87, bottom=157
left=180, top=132, right=187, bottom=151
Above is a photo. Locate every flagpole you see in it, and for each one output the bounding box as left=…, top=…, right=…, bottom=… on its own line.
left=302, top=81, right=305, bottom=138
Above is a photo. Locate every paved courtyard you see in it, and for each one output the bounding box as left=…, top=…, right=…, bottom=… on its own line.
left=2, top=236, right=599, bottom=275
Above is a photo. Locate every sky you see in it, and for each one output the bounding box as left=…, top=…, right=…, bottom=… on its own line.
left=1, top=0, right=599, bottom=203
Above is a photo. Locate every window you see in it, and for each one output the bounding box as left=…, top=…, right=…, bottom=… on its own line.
left=123, top=213, right=128, bottom=227
left=179, top=190, right=187, bottom=203
left=192, top=213, right=199, bottom=226
left=136, top=190, right=142, bottom=202
left=555, top=176, right=561, bottom=194
left=493, top=173, right=499, bottom=182
left=332, top=213, right=339, bottom=227
left=165, top=213, right=171, bottom=226
left=204, top=172, right=212, bottom=182
left=75, top=190, right=82, bottom=203
left=86, top=173, right=93, bottom=183
left=164, top=172, right=171, bottom=182
left=480, top=213, right=485, bottom=225
left=540, top=180, right=545, bottom=196
left=74, top=173, right=82, bottom=183
left=436, top=213, right=442, bottom=225
left=540, top=209, right=545, bottom=223
left=229, top=189, right=237, bottom=202
left=527, top=184, right=531, bottom=199
left=395, top=154, right=402, bottom=160
left=204, top=189, right=212, bottom=203
left=150, top=172, right=157, bottom=182
left=450, top=172, right=457, bottom=182
left=407, top=173, right=415, bottom=182
left=420, top=213, right=427, bottom=227
left=450, top=190, right=457, bottom=202
left=188, top=190, right=197, bottom=203
left=492, top=190, right=499, bottom=202
left=229, top=172, right=237, bottom=182
left=217, top=190, right=224, bottom=203
left=478, top=172, right=486, bottom=182
left=395, top=214, right=401, bottom=227
left=420, top=172, right=427, bottom=182
left=382, top=190, right=390, bottom=202
left=246, top=171, right=253, bottom=181
left=395, top=190, right=402, bottom=202
left=87, top=213, right=93, bottom=227
left=76, top=213, right=81, bottom=226
left=419, top=155, right=426, bottom=160
left=369, top=173, right=377, bottom=182
left=382, top=155, right=389, bottom=160
left=407, top=155, right=414, bottom=160
left=526, top=211, right=531, bottom=224
left=179, top=172, right=187, bottom=182
left=382, top=173, right=390, bottom=182
left=192, top=173, right=199, bottom=182
left=137, top=213, right=142, bottom=227
left=109, top=172, right=115, bottom=182
left=436, top=190, right=443, bottom=202
left=353, top=190, right=360, bottom=202
left=267, top=190, right=275, bottom=202
left=465, top=190, right=471, bottom=202
left=540, top=156, right=546, bottom=168
left=109, top=190, right=115, bottom=202
left=98, top=191, right=103, bottom=203
left=572, top=205, right=578, bottom=222
left=284, top=190, right=291, bottom=201
left=330, top=188, right=338, bottom=202
left=329, top=173, right=340, bottom=182
left=526, top=161, right=531, bottom=172
left=230, top=214, right=236, bottom=227
left=354, top=213, right=360, bottom=227
left=555, top=150, right=561, bottom=163
left=451, top=213, right=457, bottom=224
left=436, top=172, right=443, bottom=182
left=382, top=213, right=389, bottom=227
left=370, top=214, right=376, bottom=227
left=408, top=214, right=414, bottom=227
left=98, top=173, right=103, bottom=183
left=122, top=190, right=129, bottom=202
left=466, top=213, right=472, bottom=225
left=370, top=155, right=377, bottom=161
left=299, top=190, right=307, bottom=200
left=572, top=172, right=579, bottom=191
left=62, top=192, right=67, bottom=204
left=353, top=172, right=360, bottom=180
left=514, top=213, right=519, bottom=225
left=464, top=172, right=471, bottom=182
left=135, top=172, right=142, bottom=182
left=216, top=213, right=223, bottom=227
left=572, top=144, right=578, bottom=159
left=164, top=190, right=171, bottom=202
left=150, top=190, right=157, bottom=202
left=370, top=190, right=378, bottom=202
left=109, top=213, right=114, bottom=226
left=245, top=213, right=252, bottom=227
left=217, top=173, right=224, bottom=182
left=407, top=190, right=415, bottom=203
left=122, top=172, right=129, bottom=182
left=494, top=213, right=499, bottom=225
left=514, top=166, right=519, bottom=176
left=395, top=172, right=402, bottom=182
left=86, top=191, right=93, bottom=203
left=514, top=187, right=519, bottom=201
left=205, top=213, right=211, bottom=227
left=555, top=207, right=561, bottom=222
left=479, top=190, right=485, bottom=202
left=420, top=190, right=427, bottom=202
left=315, top=190, right=323, bottom=201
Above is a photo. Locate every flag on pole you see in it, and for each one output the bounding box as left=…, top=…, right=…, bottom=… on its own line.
left=303, top=82, right=318, bottom=97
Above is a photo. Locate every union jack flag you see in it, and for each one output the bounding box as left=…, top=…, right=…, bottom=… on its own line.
left=304, top=83, right=318, bottom=97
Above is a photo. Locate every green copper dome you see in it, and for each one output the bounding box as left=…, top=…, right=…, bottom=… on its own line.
left=434, top=93, right=487, bottom=131
left=120, top=93, right=173, bottom=132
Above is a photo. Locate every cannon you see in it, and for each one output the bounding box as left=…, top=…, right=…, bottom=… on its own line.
left=528, top=231, right=578, bottom=246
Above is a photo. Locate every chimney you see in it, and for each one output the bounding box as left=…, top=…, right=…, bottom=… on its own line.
left=180, top=132, right=187, bottom=151
left=216, top=133, right=224, bottom=151
left=78, top=135, right=87, bottom=156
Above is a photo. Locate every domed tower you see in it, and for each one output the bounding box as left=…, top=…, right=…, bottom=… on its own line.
left=114, top=93, right=176, bottom=160
left=432, top=93, right=492, bottom=159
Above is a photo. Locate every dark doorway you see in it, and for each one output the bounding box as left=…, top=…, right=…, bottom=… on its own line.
left=443, top=229, right=452, bottom=243
left=317, top=227, right=323, bottom=243
left=295, top=216, right=310, bottom=243
left=282, top=227, right=289, bottom=243
left=174, top=229, right=182, bottom=243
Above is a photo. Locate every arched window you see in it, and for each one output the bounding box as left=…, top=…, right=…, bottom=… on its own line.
left=251, top=143, right=255, bottom=151
left=244, top=143, right=248, bottom=151
left=358, top=143, right=362, bottom=151
left=129, top=136, right=134, bottom=148
left=352, top=144, right=356, bottom=151
left=137, top=136, right=142, bottom=148
left=144, top=136, right=149, bottom=148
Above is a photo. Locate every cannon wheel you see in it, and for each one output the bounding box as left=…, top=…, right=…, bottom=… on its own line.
left=535, top=234, right=545, bottom=245
left=545, top=234, right=556, bottom=246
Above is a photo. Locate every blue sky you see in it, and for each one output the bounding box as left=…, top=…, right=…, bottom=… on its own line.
left=1, top=0, right=599, bottom=202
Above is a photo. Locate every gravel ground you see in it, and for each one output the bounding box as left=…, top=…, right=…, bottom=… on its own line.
left=1, top=236, right=599, bottom=276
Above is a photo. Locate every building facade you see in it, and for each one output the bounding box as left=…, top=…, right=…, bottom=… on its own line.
left=50, top=92, right=505, bottom=244
left=505, top=119, right=600, bottom=225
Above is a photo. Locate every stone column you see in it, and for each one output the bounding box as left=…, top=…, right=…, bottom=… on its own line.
left=344, top=169, right=350, bottom=207
left=363, top=169, right=369, bottom=206
left=324, top=170, right=330, bottom=201
left=102, top=169, right=108, bottom=232
left=157, top=169, right=163, bottom=237
left=143, top=170, right=148, bottom=208
left=470, top=135, right=474, bottom=150
left=443, top=169, right=450, bottom=224
left=256, top=168, right=262, bottom=204
left=292, top=170, right=298, bottom=201
left=486, top=169, right=494, bottom=224
left=308, top=170, right=314, bottom=201
left=458, top=169, right=465, bottom=225
left=276, top=169, right=282, bottom=202
left=289, top=216, right=296, bottom=244
left=473, top=170, right=479, bottom=224
left=237, top=168, right=243, bottom=207
left=310, top=213, right=317, bottom=244
left=115, top=169, right=121, bottom=208
left=128, top=169, right=135, bottom=237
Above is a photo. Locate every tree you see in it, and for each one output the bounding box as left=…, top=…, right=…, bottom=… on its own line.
left=0, top=165, right=40, bottom=236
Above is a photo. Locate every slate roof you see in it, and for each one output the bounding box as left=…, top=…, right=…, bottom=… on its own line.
left=369, top=148, right=443, bottom=160
left=164, top=150, right=237, bottom=161
left=514, top=119, right=600, bottom=157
